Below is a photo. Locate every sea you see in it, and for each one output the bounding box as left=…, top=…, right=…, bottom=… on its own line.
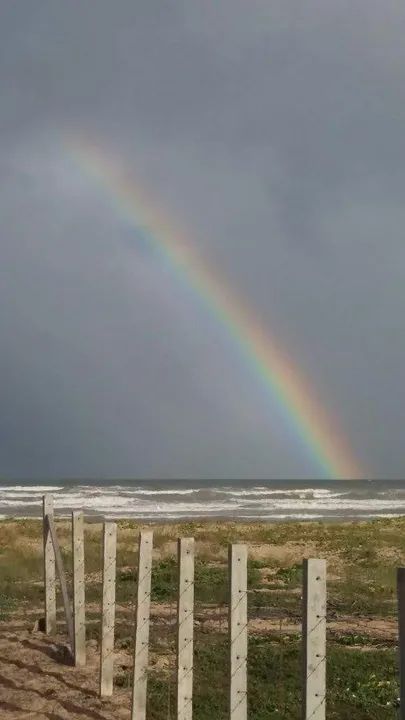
left=0, top=479, right=404, bottom=521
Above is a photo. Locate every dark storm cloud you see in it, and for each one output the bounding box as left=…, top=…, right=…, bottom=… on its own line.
left=1, top=1, right=405, bottom=478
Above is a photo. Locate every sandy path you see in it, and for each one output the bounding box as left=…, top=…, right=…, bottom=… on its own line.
left=5, top=601, right=399, bottom=638
left=0, top=629, right=131, bottom=720
left=0, top=602, right=397, bottom=718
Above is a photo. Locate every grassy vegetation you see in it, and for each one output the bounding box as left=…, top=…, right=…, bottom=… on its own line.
left=0, top=516, right=403, bottom=718
left=113, top=636, right=399, bottom=720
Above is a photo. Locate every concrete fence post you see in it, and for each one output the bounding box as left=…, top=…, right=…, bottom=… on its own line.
left=176, top=537, right=195, bottom=720
left=398, top=568, right=405, bottom=719
left=302, top=558, right=326, bottom=720
left=42, top=494, right=56, bottom=635
left=72, top=510, right=86, bottom=667
left=46, top=514, right=75, bottom=655
left=228, top=543, right=247, bottom=720
left=131, top=531, right=153, bottom=720
left=100, top=522, right=117, bottom=697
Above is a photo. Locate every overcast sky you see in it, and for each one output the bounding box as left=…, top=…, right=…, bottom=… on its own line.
left=1, top=1, right=404, bottom=480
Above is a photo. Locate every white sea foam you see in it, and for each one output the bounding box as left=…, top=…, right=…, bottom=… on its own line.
left=0, top=483, right=404, bottom=520
left=1, top=499, right=43, bottom=506
left=0, top=485, right=63, bottom=493
left=131, top=488, right=197, bottom=495
left=217, top=487, right=350, bottom=498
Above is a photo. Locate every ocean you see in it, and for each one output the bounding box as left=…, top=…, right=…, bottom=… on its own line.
left=0, top=479, right=404, bottom=521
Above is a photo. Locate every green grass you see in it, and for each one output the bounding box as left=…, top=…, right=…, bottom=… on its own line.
left=108, top=558, right=263, bottom=605
left=0, top=516, right=402, bottom=718
left=0, top=517, right=402, bottom=615
left=335, top=633, right=393, bottom=647
left=0, top=591, right=16, bottom=621
left=115, top=635, right=400, bottom=720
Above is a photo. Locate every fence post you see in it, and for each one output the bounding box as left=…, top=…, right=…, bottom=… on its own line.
left=131, top=531, right=153, bottom=720
left=177, top=537, right=195, bottom=720
left=302, top=559, right=326, bottom=720
left=228, top=544, right=247, bottom=720
left=72, top=511, right=86, bottom=667
left=46, top=515, right=75, bottom=655
left=43, top=494, right=56, bottom=635
left=398, top=568, right=405, bottom=719
left=100, top=522, right=117, bottom=697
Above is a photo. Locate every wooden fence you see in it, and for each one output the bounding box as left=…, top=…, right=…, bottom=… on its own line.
left=41, top=494, right=403, bottom=719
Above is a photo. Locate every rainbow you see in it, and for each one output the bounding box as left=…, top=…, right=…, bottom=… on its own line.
left=66, top=136, right=363, bottom=479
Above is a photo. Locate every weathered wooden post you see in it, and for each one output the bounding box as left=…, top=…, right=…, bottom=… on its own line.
left=131, top=531, right=153, bottom=720
left=100, top=522, right=117, bottom=697
left=72, top=510, right=86, bottom=667
left=398, top=568, right=405, bottom=719
left=43, top=494, right=56, bottom=635
left=176, top=537, right=195, bottom=720
left=302, top=559, right=326, bottom=720
left=228, top=544, right=247, bottom=720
